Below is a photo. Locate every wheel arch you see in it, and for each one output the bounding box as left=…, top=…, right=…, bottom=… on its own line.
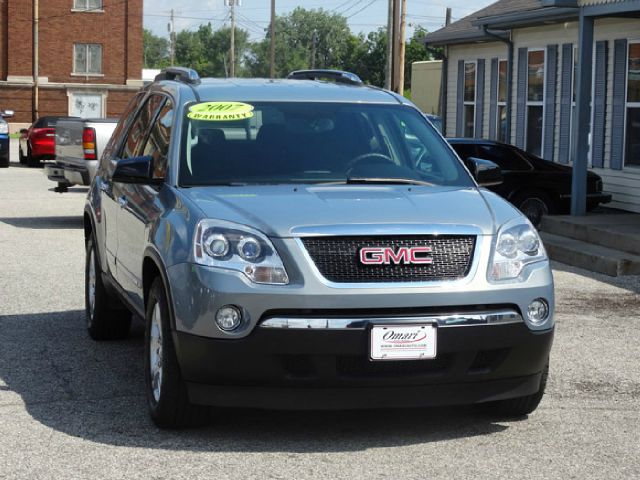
left=142, top=248, right=177, bottom=330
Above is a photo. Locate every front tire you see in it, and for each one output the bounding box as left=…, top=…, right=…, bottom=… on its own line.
left=26, top=147, right=40, bottom=168
left=512, top=191, right=553, bottom=227
left=145, top=277, right=210, bottom=428
left=85, top=235, right=131, bottom=340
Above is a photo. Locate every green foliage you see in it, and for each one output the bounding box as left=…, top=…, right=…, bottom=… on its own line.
left=146, top=8, right=441, bottom=85
left=246, top=7, right=355, bottom=78
left=143, top=29, right=170, bottom=69
left=175, top=24, right=251, bottom=77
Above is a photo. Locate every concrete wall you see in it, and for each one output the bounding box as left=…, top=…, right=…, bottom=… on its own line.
left=410, top=61, right=442, bottom=115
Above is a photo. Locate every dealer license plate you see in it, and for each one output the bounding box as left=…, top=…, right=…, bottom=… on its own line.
left=370, top=324, right=437, bottom=361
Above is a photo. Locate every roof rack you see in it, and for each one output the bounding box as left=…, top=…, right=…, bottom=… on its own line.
left=155, top=67, right=201, bottom=85
left=286, top=69, right=363, bottom=86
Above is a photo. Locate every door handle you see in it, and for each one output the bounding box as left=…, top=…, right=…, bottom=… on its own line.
left=117, top=196, right=127, bottom=208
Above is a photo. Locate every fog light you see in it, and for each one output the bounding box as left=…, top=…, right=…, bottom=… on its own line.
left=527, top=299, right=549, bottom=325
left=215, top=306, right=242, bottom=331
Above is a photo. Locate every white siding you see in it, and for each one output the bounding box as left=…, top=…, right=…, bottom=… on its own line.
left=445, top=18, right=640, bottom=213
left=446, top=42, right=506, bottom=137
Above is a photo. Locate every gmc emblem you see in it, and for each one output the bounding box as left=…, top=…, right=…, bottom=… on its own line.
left=359, top=246, right=433, bottom=265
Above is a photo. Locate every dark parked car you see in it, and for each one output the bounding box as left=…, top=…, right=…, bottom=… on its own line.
left=0, top=109, right=13, bottom=168
left=19, top=116, right=79, bottom=167
left=447, top=138, right=612, bottom=226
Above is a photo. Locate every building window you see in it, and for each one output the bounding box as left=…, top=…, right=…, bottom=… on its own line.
left=74, top=44, right=102, bottom=75
left=73, top=0, right=103, bottom=10
left=526, top=50, right=545, bottom=157
left=497, top=59, right=508, bottom=143
left=626, top=42, right=640, bottom=167
left=463, top=62, right=476, bottom=137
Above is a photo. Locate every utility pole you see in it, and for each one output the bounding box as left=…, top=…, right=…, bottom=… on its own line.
left=33, top=0, right=39, bottom=121
left=385, top=0, right=393, bottom=90
left=229, top=0, right=236, bottom=77
left=397, top=0, right=407, bottom=95
left=310, top=30, right=318, bottom=69
left=269, top=0, right=276, bottom=78
left=391, top=0, right=401, bottom=92
left=168, top=9, right=175, bottom=65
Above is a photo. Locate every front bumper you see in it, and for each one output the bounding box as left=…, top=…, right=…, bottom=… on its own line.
left=176, top=322, right=553, bottom=409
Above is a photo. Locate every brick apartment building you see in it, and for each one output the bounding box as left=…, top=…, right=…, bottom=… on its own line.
left=0, top=0, right=143, bottom=128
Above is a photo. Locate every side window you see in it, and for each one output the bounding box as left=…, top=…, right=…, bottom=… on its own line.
left=477, top=145, right=532, bottom=171
left=451, top=143, right=478, bottom=161
left=120, top=95, right=165, bottom=160
left=141, top=99, right=174, bottom=180
left=103, top=92, right=144, bottom=160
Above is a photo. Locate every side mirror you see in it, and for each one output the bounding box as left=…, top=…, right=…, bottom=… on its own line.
left=1, top=110, right=14, bottom=118
left=467, top=157, right=503, bottom=187
left=112, top=156, right=160, bottom=185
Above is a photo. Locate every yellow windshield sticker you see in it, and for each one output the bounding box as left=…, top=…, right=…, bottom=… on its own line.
left=187, top=102, right=254, bottom=121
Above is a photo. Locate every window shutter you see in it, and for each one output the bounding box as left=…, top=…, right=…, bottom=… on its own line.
left=543, top=45, right=558, bottom=161
left=489, top=58, right=499, bottom=140
left=475, top=59, right=485, bottom=138
left=515, top=48, right=528, bottom=149
left=558, top=43, right=573, bottom=164
left=611, top=39, right=627, bottom=170
left=592, top=40, right=608, bottom=169
left=456, top=60, right=465, bottom=136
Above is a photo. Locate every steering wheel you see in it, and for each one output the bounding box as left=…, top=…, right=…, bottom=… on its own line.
left=345, top=152, right=394, bottom=173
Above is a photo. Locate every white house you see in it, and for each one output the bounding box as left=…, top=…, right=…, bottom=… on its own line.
left=424, top=0, right=640, bottom=213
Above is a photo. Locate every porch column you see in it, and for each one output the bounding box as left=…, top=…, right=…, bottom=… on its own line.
left=570, top=12, right=594, bottom=216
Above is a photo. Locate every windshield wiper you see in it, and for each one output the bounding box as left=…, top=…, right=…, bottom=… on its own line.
left=344, top=177, right=434, bottom=186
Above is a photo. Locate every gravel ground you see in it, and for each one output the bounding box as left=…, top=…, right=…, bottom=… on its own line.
left=1, top=156, right=639, bottom=479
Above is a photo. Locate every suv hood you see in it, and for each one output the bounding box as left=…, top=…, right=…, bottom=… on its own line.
left=182, top=185, right=505, bottom=238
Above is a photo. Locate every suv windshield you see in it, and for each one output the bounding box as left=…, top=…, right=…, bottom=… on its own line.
left=180, top=102, right=473, bottom=187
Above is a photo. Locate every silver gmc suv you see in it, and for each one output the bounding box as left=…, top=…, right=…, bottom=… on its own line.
left=84, top=68, right=554, bottom=428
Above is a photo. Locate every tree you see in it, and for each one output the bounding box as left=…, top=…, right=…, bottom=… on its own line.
left=143, top=29, right=170, bottom=69
left=175, top=24, right=251, bottom=77
left=343, top=28, right=387, bottom=87
left=246, top=8, right=355, bottom=78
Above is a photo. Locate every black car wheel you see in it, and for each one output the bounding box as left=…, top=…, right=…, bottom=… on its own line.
left=26, top=146, right=40, bottom=168
left=85, top=235, right=131, bottom=340
left=144, top=277, right=211, bottom=428
left=512, top=191, right=553, bottom=227
left=0, top=156, right=8, bottom=168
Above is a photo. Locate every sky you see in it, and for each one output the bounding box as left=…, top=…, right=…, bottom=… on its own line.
left=143, top=0, right=496, bottom=41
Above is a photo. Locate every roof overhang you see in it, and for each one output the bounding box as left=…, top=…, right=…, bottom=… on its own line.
left=422, top=30, right=504, bottom=47
left=472, top=6, right=579, bottom=30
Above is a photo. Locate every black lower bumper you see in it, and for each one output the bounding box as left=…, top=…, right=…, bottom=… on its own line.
left=174, top=322, right=553, bottom=409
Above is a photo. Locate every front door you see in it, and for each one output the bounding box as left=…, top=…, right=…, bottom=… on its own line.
left=114, top=95, right=174, bottom=308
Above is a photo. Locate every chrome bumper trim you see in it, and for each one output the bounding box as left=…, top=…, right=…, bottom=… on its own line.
left=260, top=310, right=523, bottom=330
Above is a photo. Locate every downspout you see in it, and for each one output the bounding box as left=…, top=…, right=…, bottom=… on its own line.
left=483, top=26, right=513, bottom=142
left=440, top=47, right=448, bottom=134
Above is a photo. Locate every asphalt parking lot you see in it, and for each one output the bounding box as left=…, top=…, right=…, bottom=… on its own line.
left=1, top=145, right=639, bottom=479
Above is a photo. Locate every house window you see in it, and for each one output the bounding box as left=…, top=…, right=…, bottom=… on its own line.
left=626, top=42, right=640, bottom=167
left=74, top=44, right=102, bottom=74
left=497, top=59, right=508, bottom=143
left=526, top=50, right=545, bottom=157
left=463, top=62, right=476, bottom=137
left=73, top=0, right=103, bottom=10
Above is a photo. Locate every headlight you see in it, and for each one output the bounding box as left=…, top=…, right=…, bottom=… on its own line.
left=194, top=219, right=289, bottom=285
left=0, top=123, right=8, bottom=134
left=489, top=218, right=547, bottom=281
